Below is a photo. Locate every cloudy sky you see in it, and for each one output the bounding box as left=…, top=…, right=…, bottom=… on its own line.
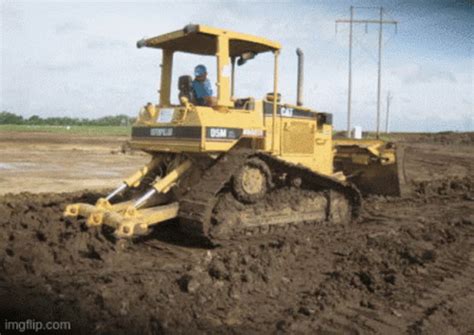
left=1, top=0, right=472, bottom=131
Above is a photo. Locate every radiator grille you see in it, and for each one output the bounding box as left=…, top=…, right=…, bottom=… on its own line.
left=282, top=121, right=314, bottom=154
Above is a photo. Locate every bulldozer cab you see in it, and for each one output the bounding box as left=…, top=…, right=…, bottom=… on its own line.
left=137, top=24, right=281, bottom=108
left=132, top=24, right=305, bottom=167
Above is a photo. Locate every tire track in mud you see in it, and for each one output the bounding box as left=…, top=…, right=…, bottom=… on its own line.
left=315, top=235, right=474, bottom=335
left=311, top=190, right=474, bottom=335
left=406, top=243, right=474, bottom=334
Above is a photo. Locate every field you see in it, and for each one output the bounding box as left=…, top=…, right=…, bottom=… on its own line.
left=0, top=124, right=132, bottom=136
left=0, top=130, right=145, bottom=194
left=0, top=130, right=473, bottom=334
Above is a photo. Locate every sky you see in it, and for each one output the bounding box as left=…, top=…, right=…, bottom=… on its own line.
left=0, top=0, right=472, bottom=132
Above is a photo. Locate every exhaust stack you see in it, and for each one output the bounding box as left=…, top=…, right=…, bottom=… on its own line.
left=296, top=48, right=304, bottom=106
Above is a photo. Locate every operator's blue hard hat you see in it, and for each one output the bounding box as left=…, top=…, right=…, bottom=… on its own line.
left=194, top=64, right=207, bottom=77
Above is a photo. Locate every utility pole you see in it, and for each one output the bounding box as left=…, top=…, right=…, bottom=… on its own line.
left=376, top=7, right=383, bottom=139
left=385, top=91, right=392, bottom=133
left=336, top=7, right=397, bottom=139
left=345, top=6, right=354, bottom=138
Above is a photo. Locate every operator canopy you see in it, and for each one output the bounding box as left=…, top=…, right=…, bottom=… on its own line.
left=137, top=24, right=281, bottom=57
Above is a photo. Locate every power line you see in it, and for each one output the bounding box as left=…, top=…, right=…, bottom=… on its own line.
left=336, top=7, right=398, bottom=138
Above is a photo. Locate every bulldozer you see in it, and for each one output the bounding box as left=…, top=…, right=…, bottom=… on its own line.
left=65, top=24, right=404, bottom=243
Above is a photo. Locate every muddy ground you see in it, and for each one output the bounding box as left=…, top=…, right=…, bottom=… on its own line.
left=0, top=131, right=473, bottom=334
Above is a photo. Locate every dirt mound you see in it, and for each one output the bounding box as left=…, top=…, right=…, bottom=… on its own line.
left=413, top=176, right=474, bottom=198
left=1, top=189, right=473, bottom=334
left=399, top=132, right=474, bottom=146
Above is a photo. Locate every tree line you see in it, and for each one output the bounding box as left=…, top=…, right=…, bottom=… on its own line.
left=0, top=111, right=135, bottom=126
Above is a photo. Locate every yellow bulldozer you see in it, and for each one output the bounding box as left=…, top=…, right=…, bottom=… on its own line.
left=65, top=24, right=404, bottom=243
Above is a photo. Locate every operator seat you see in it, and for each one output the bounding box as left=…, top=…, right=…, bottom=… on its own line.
left=178, top=75, right=194, bottom=104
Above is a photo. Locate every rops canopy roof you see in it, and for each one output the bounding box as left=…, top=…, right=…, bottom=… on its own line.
left=137, top=24, right=281, bottom=57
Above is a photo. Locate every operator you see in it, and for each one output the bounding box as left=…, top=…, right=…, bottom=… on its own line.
left=192, top=64, right=216, bottom=107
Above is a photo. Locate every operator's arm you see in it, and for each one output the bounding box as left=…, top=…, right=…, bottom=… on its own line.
left=203, top=80, right=217, bottom=107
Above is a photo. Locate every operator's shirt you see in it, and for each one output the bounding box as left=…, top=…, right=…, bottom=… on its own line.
left=192, top=79, right=213, bottom=106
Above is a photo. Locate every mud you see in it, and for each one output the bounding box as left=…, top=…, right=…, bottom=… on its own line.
left=1, top=132, right=474, bottom=334
left=1, top=183, right=473, bottom=334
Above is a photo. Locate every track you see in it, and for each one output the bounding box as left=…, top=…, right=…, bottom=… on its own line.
left=179, top=149, right=361, bottom=244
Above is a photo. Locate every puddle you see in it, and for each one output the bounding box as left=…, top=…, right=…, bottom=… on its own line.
left=0, top=161, right=121, bottom=177
left=0, top=163, right=14, bottom=170
left=0, top=162, right=37, bottom=170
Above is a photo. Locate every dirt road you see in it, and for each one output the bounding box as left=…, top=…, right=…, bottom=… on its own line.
left=0, top=132, right=473, bottom=334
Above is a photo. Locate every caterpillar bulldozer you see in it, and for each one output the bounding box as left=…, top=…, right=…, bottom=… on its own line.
left=64, top=24, right=404, bottom=243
